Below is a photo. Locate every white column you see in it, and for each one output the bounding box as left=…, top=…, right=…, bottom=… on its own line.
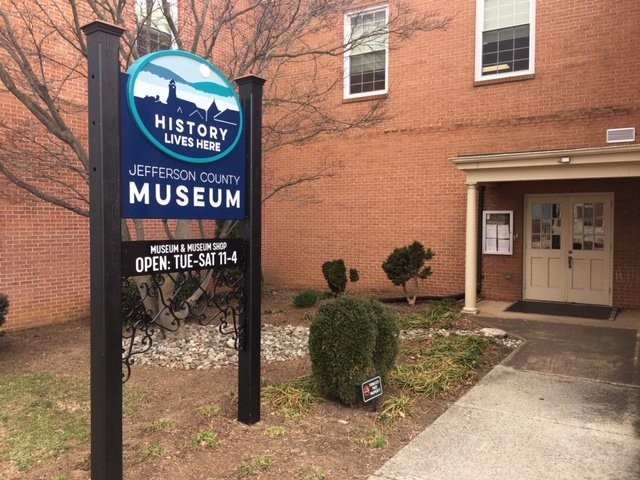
left=462, top=182, right=479, bottom=314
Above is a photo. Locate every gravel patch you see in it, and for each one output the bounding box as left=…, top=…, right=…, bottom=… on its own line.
left=129, top=324, right=523, bottom=370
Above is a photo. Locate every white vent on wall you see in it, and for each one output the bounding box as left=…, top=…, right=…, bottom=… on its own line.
left=606, top=127, right=635, bottom=143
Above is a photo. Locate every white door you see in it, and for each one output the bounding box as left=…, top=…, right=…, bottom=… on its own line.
left=524, top=194, right=612, bottom=305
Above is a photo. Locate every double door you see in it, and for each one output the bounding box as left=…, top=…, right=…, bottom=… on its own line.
left=524, top=194, right=612, bottom=306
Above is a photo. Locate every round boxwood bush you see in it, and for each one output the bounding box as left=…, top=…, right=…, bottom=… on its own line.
left=308, top=296, right=399, bottom=406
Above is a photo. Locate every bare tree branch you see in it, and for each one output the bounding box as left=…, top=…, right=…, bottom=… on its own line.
left=0, top=0, right=452, bottom=221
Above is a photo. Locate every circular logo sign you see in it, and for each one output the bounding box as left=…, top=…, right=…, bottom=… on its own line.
left=126, top=50, right=243, bottom=164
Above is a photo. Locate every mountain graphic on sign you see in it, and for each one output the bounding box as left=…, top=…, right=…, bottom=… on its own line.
left=144, top=63, right=233, bottom=97
left=135, top=77, right=240, bottom=126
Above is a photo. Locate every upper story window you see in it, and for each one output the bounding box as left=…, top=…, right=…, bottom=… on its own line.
left=136, top=0, right=176, bottom=55
left=475, top=0, right=535, bottom=81
left=344, top=5, right=389, bottom=99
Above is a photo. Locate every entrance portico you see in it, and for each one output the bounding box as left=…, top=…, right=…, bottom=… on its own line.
left=452, top=145, right=640, bottom=313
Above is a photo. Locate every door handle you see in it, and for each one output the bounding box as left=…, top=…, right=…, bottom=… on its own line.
left=568, top=256, right=573, bottom=268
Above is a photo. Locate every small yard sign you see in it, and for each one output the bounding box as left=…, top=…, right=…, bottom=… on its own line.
left=362, top=376, right=383, bottom=403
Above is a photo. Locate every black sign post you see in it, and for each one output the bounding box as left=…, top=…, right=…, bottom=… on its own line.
left=236, top=75, right=265, bottom=425
left=82, top=21, right=125, bottom=480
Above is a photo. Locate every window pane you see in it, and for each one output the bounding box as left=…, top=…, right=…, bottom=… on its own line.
left=514, top=47, right=529, bottom=60
left=513, top=60, right=529, bottom=71
left=137, top=27, right=172, bottom=55
left=573, top=236, right=583, bottom=250
left=351, top=8, right=387, bottom=55
left=532, top=203, right=541, bottom=218
left=349, top=51, right=385, bottom=95
left=484, top=30, right=499, bottom=52
left=482, top=25, right=529, bottom=75
left=531, top=235, right=541, bottom=248
left=484, top=0, right=530, bottom=29
left=531, top=202, right=560, bottom=250
left=594, top=203, right=604, bottom=217
left=532, top=219, right=541, bottom=234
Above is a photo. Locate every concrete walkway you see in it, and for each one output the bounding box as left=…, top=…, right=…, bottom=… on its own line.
left=370, top=307, right=640, bottom=480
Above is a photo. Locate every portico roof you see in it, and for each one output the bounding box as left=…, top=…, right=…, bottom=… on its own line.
left=451, top=145, right=640, bottom=184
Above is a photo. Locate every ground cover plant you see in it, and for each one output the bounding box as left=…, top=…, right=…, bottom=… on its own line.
left=292, top=290, right=320, bottom=308
left=0, top=289, right=512, bottom=479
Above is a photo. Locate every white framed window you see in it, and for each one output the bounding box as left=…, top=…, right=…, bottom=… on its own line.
left=136, top=0, right=177, bottom=55
left=344, top=4, right=389, bottom=99
left=475, top=0, right=535, bottom=81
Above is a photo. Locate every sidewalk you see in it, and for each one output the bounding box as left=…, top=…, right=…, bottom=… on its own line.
left=370, top=310, right=640, bottom=480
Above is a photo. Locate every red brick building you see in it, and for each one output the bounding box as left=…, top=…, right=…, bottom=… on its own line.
left=261, top=0, right=640, bottom=313
left=1, top=0, right=639, bottom=330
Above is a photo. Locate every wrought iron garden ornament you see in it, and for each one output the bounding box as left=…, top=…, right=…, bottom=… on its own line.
left=121, top=267, right=246, bottom=383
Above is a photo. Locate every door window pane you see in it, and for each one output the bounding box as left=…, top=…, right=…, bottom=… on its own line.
left=573, top=202, right=604, bottom=251
left=531, top=202, right=560, bottom=250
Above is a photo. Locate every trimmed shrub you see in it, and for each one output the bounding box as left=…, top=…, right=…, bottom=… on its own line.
left=382, top=241, right=435, bottom=305
left=308, top=296, right=399, bottom=406
left=0, top=293, right=8, bottom=328
left=293, top=290, right=319, bottom=308
left=321, top=260, right=347, bottom=294
left=349, top=268, right=360, bottom=283
left=321, top=260, right=359, bottom=295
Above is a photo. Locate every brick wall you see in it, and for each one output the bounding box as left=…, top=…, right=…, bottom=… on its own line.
left=0, top=190, right=90, bottom=330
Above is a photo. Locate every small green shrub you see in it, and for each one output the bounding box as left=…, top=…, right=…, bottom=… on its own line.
left=301, top=465, right=327, bottom=480
left=382, top=241, right=435, bottom=305
left=0, top=293, right=8, bottom=328
left=309, top=296, right=399, bottom=406
left=293, top=290, right=319, bottom=308
left=192, top=430, right=217, bottom=448
left=237, top=455, right=273, bottom=477
left=139, top=441, right=165, bottom=460
left=264, top=426, right=286, bottom=437
left=145, top=417, right=176, bottom=433
left=197, top=404, right=222, bottom=417
left=356, top=428, right=387, bottom=448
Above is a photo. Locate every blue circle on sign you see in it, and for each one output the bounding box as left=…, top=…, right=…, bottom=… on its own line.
left=126, top=50, right=243, bottom=164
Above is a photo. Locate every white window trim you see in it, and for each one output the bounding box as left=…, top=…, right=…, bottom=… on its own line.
left=474, top=0, right=536, bottom=82
left=343, top=4, right=389, bottom=100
